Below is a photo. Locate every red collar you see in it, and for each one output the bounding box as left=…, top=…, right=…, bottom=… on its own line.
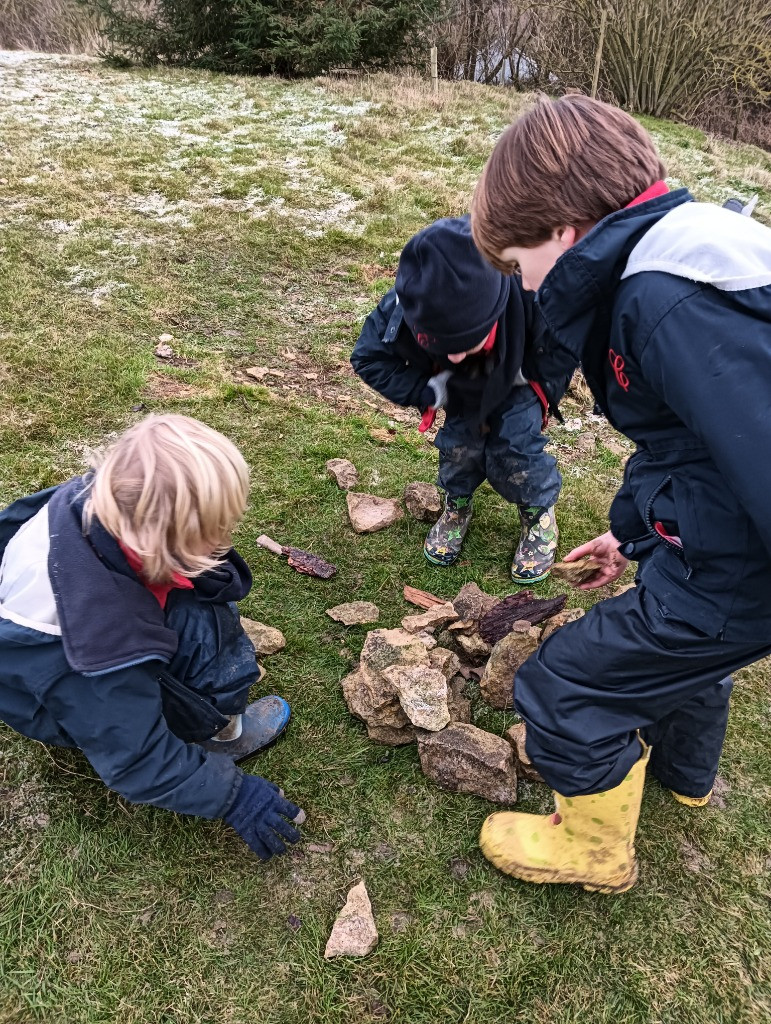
left=119, top=542, right=194, bottom=609
left=481, top=321, right=498, bottom=353
left=625, top=180, right=669, bottom=208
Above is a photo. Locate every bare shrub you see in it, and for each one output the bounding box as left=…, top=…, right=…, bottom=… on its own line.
left=0, top=0, right=103, bottom=52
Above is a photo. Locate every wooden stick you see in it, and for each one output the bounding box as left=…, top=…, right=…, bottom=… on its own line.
left=403, top=585, right=445, bottom=609
left=257, top=534, right=284, bottom=556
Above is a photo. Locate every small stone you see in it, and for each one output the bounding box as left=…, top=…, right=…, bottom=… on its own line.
left=131, top=403, right=146, bottom=412
left=157, top=333, right=174, bottom=343
left=551, top=557, right=604, bottom=586
left=479, top=630, right=539, bottom=710
left=347, top=492, right=404, bottom=534
left=245, top=366, right=285, bottom=382
left=383, top=664, right=450, bottom=732
left=326, top=458, right=359, bottom=490
left=417, top=723, right=517, bottom=804
left=240, top=617, right=286, bottom=656
left=287, top=914, right=302, bottom=932
left=401, top=603, right=458, bottom=633
left=455, top=632, right=492, bottom=664
left=452, top=582, right=500, bottom=623
left=539, top=607, right=585, bottom=642
left=429, top=647, right=461, bottom=680
left=154, top=342, right=173, bottom=359
left=417, top=631, right=437, bottom=650
left=613, top=582, right=637, bottom=597
left=505, top=722, right=544, bottom=782
left=326, top=601, right=380, bottom=626
left=307, top=842, right=336, bottom=854
left=403, top=482, right=442, bottom=522
left=324, top=881, right=378, bottom=958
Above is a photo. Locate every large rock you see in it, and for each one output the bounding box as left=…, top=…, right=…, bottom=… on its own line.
left=360, top=628, right=429, bottom=674
left=341, top=666, right=414, bottom=746
left=417, top=724, right=517, bottom=804
left=403, top=482, right=442, bottom=522
left=452, top=582, right=500, bottom=623
left=347, top=492, right=404, bottom=534
left=479, top=629, right=540, bottom=710
left=327, top=601, right=380, bottom=626
left=324, top=881, right=378, bottom=958
left=505, top=722, right=544, bottom=783
left=429, top=647, right=461, bottom=679
left=401, top=603, right=458, bottom=634
left=539, top=607, right=585, bottom=642
left=326, top=458, right=359, bottom=490
left=240, top=617, right=286, bottom=656
left=383, top=664, right=450, bottom=732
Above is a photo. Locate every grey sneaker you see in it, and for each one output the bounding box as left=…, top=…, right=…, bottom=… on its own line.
left=424, top=494, right=473, bottom=566
left=512, top=505, right=558, bottom=583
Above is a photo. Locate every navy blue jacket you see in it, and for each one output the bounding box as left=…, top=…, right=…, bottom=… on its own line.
left=532, top=189, right=771, bottom=641
left=0, top=479, right=250, bottom=818
left=351, top=277, right=560, bottom=427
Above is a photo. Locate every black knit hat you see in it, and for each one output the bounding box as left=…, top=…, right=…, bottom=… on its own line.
left=396, top=215, right=509, bottom=356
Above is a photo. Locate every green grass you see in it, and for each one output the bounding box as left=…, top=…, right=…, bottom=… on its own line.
left=1, top=52, right=771, bottom=1024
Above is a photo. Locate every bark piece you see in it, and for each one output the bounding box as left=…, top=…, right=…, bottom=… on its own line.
left=257, top=534, right=337, bottom=579
left=452, top=582, right=500, bottom=623
left=326, top=458, right=359, bottom=490
left=347, top=492, right=404, bottom=534
left=417, top=723, right=517, bottom=804
left=240, top=617, right=286, bottom=656
left=383, top=664, right=450, bottom=731
left=403, top=585, right=445, bottom=609
left=401, top=603, right=458, bottom=633
left=403, top=482, right=442, bottom=522
left=551, top=557, right=604, bottom=586
left=326, top=601, right=380, bottom=626
left=479, top=592, right=567, bottom=645
left=539, top=607, right=585, bottom=642
left=480, top=630, right=540, bottom=710
left=505, top=722, right=544, bottom=783
left=324, top=881, right=378, bottom=959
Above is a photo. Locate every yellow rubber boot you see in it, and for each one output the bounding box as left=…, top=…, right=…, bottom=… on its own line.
left=480, top=742, right=650, bottom=894
left=671, top=789, right=712, bottom=807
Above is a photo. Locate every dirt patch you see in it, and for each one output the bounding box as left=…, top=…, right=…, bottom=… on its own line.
left=0, top=778, right=53, bottom=885
left=144, top=373, right=199, bottom=400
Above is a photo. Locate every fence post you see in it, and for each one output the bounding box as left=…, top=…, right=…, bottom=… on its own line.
left=430, top=45, right=438, bottom=96
left=590, top=9, right=608, bottom=99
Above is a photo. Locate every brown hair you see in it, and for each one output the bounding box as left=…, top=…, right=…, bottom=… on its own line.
left=471, top=94, right=666, bottom=272
left=83, top=414, right=250, bottom=583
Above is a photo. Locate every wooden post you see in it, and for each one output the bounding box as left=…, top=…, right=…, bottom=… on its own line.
left=590, top=8, right=608, bottom=99
left=430, top=45, right=438, bottom=96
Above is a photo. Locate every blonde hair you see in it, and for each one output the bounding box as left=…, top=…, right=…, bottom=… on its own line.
left=472, top=94, right=666, bottom=272
left=83, top=415, right=250, bottom=583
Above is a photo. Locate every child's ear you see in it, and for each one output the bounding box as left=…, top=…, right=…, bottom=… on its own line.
left=554, top=225, right=579, bottom=249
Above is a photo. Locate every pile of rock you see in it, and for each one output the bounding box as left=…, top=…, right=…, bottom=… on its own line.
left=340, top=582, right=584, bottom=805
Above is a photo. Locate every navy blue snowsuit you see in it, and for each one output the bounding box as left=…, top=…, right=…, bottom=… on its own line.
left=517, top=190, right=771, bottom=798
left=351, top=279, right=561, bottom=508
left=0, top=477, right=260, bottom=819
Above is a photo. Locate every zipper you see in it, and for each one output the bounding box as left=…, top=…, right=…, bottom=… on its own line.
left=643, top=475, right=692, bottom=578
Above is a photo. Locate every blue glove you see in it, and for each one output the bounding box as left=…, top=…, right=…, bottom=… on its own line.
left=224, top=775, right=303, bottom=861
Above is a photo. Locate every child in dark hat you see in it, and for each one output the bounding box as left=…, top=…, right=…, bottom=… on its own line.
left=351, top=215, right=563, bottom=582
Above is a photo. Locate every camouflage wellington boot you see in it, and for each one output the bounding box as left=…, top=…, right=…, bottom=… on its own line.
left=424, top=494, right=473, bottom=566
left=512, top=505, right=558, bottom=583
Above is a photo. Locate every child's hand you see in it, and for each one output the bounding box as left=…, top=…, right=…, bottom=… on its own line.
left=563, top=531, right=629, bottom=590
left=224, top=775, right=304, bottom=861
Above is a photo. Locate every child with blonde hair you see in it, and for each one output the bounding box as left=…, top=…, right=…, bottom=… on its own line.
left=0, top=414, right=303, bottom=862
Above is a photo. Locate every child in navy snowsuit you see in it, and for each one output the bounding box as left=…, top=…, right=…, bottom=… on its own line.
left=0, top=414, right=303, bottom=863
left=470, top=94, right=771, bottom=893
left=352, top=215, right=562, bottom=582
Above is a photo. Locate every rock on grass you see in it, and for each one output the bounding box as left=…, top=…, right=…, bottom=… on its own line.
left=479, top=630, right=540, bottom=710
left=326, top=601, right=380, bottom=626
left=240, top=617, right=286, bottom=656
left=416, top=723, right=517, bottom=804
left=346, top=492, right=403, bottom=533
left=326, top=458, right=359, bottom=490
left=324, top=881, right=378, bottom=958
left=403, top=481, right=442, bottom=522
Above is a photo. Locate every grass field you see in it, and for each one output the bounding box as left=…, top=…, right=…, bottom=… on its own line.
left=1, top=50, right=770, bottom=1024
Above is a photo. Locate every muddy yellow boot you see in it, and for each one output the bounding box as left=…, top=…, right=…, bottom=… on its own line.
left=480, top=742, right=650, bottom=893
left=671, top=789, right=712, bottom=807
